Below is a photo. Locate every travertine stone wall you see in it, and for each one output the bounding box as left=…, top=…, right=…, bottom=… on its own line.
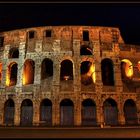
left=0, top=26, right=140, bottom=127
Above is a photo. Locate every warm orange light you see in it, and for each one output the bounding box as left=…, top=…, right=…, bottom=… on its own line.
left=87, top=63, right=96, bottom=83
left=6, top=70, right=10, bottom=86
left=138, top=61, right=140, bottom=72
left=63, top=76, right=69, bottom=81
left=122, top=59, right=133, bottom=78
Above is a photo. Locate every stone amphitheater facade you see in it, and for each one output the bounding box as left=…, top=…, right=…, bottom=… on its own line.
left=0, top=26, right=140, bottom=127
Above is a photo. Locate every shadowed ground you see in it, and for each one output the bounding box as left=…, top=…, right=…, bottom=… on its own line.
left=0, top=126, right=140, bottom=138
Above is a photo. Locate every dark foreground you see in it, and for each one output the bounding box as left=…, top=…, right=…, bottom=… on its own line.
left=0, top=126, right=140, bottom=138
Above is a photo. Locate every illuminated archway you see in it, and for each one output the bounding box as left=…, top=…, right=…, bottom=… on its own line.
left=81, top=99, right=96, bottom=126
left=6, top=62, right=18, bottom=86
left=23, top=59, right=35, bottom=85
left=81, top=61, right=95, bottom=85
left=121, top=59, right=133, bottom=81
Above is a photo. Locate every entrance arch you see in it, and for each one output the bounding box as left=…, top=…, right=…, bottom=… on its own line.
left=124, top=99, right=138, bottom=125
left=82, top=99, right=96, bottom=126
left=60, top=99, right=74, bottom=126
left=4, top=99, right=15, bottom=125
left=20, top=99, right=33, bottom=126
left=103, top=98, right=118, bottom=125
left=40, top=99, right=52, bottom=126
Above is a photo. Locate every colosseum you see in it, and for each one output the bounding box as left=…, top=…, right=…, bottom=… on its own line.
left=0, top=25, right=140, bottom=127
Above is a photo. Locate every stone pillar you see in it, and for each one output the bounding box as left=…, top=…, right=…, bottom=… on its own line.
left=52, top=98, right=60, bottom=126
left=1, top=59, right=7, bottom=88
left=96, top=98, right=102, bottom=126
left=16, top=42, right=26, bottom=92
left=1, top=44, right=10, bottom=88
left=0, top=98, right=4, bottom=126
left=113, top=43, right=123, bottom=93
left=74, top=97, right=81, bottom=126
left=14, top=103, right=21, bottom=126
left=33, top=100, right=40, bottom=126
left=34, top=60, right=41, bottom=85
left=93, top=41, right=103, bottom=93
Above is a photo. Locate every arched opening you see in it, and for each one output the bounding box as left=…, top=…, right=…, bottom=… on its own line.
left=20, top=99, right=33, bottom=126
left=40, top=99, right=52, bottom=126
left=9, top=47, right=19, bottom=58
left=4, top=99, right=15, bottom=125
left=41, top=58, right=53, bottom=80
left=60, top=60, right=73, bottom=81
left=103, top=98, right=118, bottom=125
left=81, top=61, right=95, bottom=85
left=82, top=99, right=96, bottom=126
left=23, top=59, right=35, bottom=85
left=6, top=62, right=18, bottom=86
left=101, top=58, right=114, bottom=86
left=124, top=99, right=138, bottom=125
left=80, top=45, right=92, bottom=55
left=121, top=59, right=133, bottom=82
left=60, top=99, right=74, bottom=126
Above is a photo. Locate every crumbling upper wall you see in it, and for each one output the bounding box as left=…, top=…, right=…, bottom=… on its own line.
left=0, top=26, right=124, bottom=47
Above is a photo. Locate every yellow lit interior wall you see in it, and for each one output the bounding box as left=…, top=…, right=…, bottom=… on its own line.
left=122, top=59, right=133, bottom=78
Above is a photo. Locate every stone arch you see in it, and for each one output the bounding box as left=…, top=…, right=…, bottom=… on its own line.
left=23, top=59, right=35, bottom=85
left=81, top=98, right=97, bottom=126
left=6, top=62, right=18, bottom=86
left=80, top=61, right=95, bottom=85
left=121, top=59, right=133, bottom=82
left=60, top=59, right=73, bottom=81
left=20, top=99, right=33, bottom=126
left=9, top=47, right=19, bottom=58
left=40, top=98, right=52, bottom=126
left=103, top=98, right=118, bottom=125
left=123, top=99, right=138, bottom=125
left=41, top=58, right=53, bottom=80
left=101, top=58, right=114, bottom=86
left=4, top=99, right=15, bottom=125
left=60, top=98, right=74, bottom=126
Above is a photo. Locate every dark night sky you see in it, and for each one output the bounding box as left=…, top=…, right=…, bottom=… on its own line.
left=0, top=2, right=140, bottom=45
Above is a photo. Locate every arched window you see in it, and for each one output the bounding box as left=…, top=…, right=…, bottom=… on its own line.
left=9, top=47, right=19, bottom=58
left=40, top=99, right=52, bottom=126
left=82, top=99, right=96, bottom=126
left=23, top=59, right=35, bottom=85
left=6, top=62, right=18, bottom=86
left=41, top=58, right=53, bottom=80
left=103, top=98, right=118, bottom=125
left=80, top=45, right=92, bottom=55
left=124, top=99, right=138, bottom=125
left=81, top=61, right=95, bottom=85
left=101, top=58, right=114, bottom=86
left=60, top=99, right=74, bottom=126
left=121, top=59, right=133, bottom=82
left=4, top=99, right=15, bottom=125
left=20, top=99, right=33, bottom=126
left=60, top=60, right=73, bottom=81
